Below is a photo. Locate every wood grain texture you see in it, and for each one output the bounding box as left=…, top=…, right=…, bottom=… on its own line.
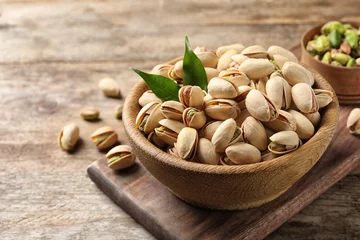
left=0, top=1, right=359, bottom=239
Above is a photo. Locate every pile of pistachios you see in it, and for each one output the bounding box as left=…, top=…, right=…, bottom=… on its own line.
left=306, top=21, right=360, bottom=67
left=134, top=41, right=334, bottom=166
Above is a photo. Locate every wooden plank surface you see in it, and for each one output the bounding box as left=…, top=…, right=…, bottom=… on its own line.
left=0, top=1, right=360, bottom=239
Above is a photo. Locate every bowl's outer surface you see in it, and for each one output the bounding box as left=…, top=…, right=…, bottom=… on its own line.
left=123, top=67, right=339, bottom=210
left=301, top=22, right=360, bottom=104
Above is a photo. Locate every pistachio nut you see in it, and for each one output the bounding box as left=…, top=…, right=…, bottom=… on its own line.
left=136, top=101, right=164, bottom=134
left=263, top=110, right=297, bottom=132
left=208, top=77, right=239, bottom=99
left=340, top=40, right=351, bottom=55
left=267, top=46, right=299, bottom=63
left=321, top=21, right=345, bottom=35
left=234, top=108, right=251, bottom=126
left=91, top=126, right=118, bottom=150
left=261, top=150, right=278, bottom=162
left=315, top=35, right=330, bottom=53
left=106, top=145, right=136, bottom=170
left=345, top=29, right=359, bottom=49
left=239, top=58, right=275, bottom=80
left=268, top=131, right=301, bottom=154
left=147, top=131, right=167, bottom=148
left=240, top=116, right=268, bottom=151
left=347, top=108, right=360, bottom=135
left=194, top=46, right=206, bottom=54
left=196, top=51, right=219, bottom=68
left=270, top=70, right=284, bottom=79
left=168, top=65, right=181, bottom=81
left=199, top=121, right=223, bottom=140
left=204, top=93, right=214, bottom=104
left=216, top=44, right=245, bottom=57
left=99, top=77, right=121, bottom=98
left=178, top=86, right=204, bottom=108
left=321, top=51, right=331, bottom=64
left=197, top=138, right=220, bottom=165
left=182, top=107, right=207, bottom=129
left=151, top=64, right=173, bottom=77
left=205, top=68, right=219, bottom=82
left=212, top=118, right=242, bottom=152
left=224, top=142, right=261, bottom=165
left=155, top=119, right=185, bottom=146
left=282, top=62, right=314, bottom=86
left=241, top=45, right=268, bottom=59
left=288, top=110, right=315, bottom=140
left=303, top=112, right=321, bottom=127
left=313, top=89, right=333, bottom=108
left=273, top=55, right=289, bottom=69
left=331, top=53, right=351, bottom=66
left=80, top=107, right=100, bottom=121
left=291, top=83, right=319, bottom=114
left=59, top=123, right=80, bottom=151
left=255, top=77, right=268, bottom=94
left=347, top=58, right=356, bottom=68
left=356, top=58, right=360, bottom=66
left=220, top=154, right=236, bottom=166
left=218, top=68, right=250, bottom=87
left=331, top=60, right=342, bottom=67
left=114, top=104, right=123, bottom=119
left=230, top=54, right=249, bottom=66
left=217, top=49, right=237, bottom=71
left=160, top=101, right=184, bottom=121
left=205, top=99, right=240, bottom=120
left=234, top=86, right=252, bottom=110
left=176, top=127, right=198, bottom=160
left=167, top=145, right=179, bottom=157
left=245, top=89, right=279, bottom=122
left=329, top=30, right=342, bottom=49
left=138, top=90, right=161, bottom=107
left=266, top=76, right=292, bottom=110
left=172, top=60, right=183, bottom=79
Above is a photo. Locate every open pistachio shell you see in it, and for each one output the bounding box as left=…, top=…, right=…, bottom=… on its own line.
left=263, top=110, right=297, bottom=132
left=205, top=99, right=240, bottom=120
left=218, top=68, right=250, bottom=87
left=204, top=93, right=214, bottom=104
left=91, top=126, right=118, bottom=150
left=155, top=119, right=185, bottom=146
left=313, top=89, right=333, bottom=108
left=208, top=77, right=239, bottom=99
left=235, top=86, right=252, bottom=110
left=151, top=64, right=173, bottom=77
left=282, top=62, right=314, bottom=86
left=172, top=60, right=183, bottom=79
left=288, top=110, right=315, bottom=140
left=205, top=68, right=219, bottom=82
left=196, top=51, right=219, bottom=68
left=267, top=46, right=299, bottom=63
left=273, top=55, right=289, bottom=69
left=136, top=101, right=164, bottom=134
left=139, top=90, right=161, bottom=107
left=199, top=121, right=223, bottom=140
left=59, top=123, right=80, bottom=151
left=182, top=108, right=207, bottom=130
left=106, top=145, right=136, bottom=170
left=266, top=76, right=292, bottom=110
left=268, top=131, right=301, bottom=154
left=176, top=127, right=198, bottom=160
left=292, top=83, right=319, bottom=114
left=241, top=45, right=268, bottom=59
left=241, top=116, right=268, bottom=151
left=160, top=101, right=184, bottom=121
left=212, top=118, right=242, bottom=152
left=303, top=112, right=321, bottom=127
left=270, top=70, right=284, bottom=79
left=245, top=89, right=279, bottom=122
left=347, top=108, right=360, bottom=134
left=178, top=86, right=204, bottom=108
left=147, top=131, right=167, bottom=148
left=239, top=58, right=275, bottom=80
left=234, top=108, right=251, bottom=127
left=224, top=142, right=261, bottom=165
left=197, top=138, right=221, bottom=165
left=217, top=49, right=237, bottom=71
left=256, top=77, right=268, bottom=94
left=216, top=44, right=245, bottom=57
left=230, top=54, right=249, bottom=66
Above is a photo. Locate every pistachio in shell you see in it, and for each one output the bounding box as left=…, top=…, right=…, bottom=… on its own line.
left=266, top=76, right=292, bottom=110
left=217, top=49, right=237, bottom=71
left=114, top=104, right=123, bottom=119
left=235, top=86, right=252, bottom=110
left=282, top=62, right=314, bottom=86
left=245, top=89, right=279, bottom=122
left=230, top=54, right=249, bottom=67
left=313, top=89, right=333, bottom=108
left=263, top=110, right=297, bottom=132
left=205, top=99, right=240, bottom=121
left=241, top=45, right=268, bottom=59
left=224, top=142, right=261, bottom=165
left=106, top=145, right=136, bottom=170
left=148, top=131, right=167, bottom=148
left=59, top=123, right=80, bottom=151
left=234, top=108, right=251, bottom=127
left=212, top=118, right=242, bottom=152
left=205, top=68, right=219, bottom=82
left=196, top=51, right=219, bottom=68
left=303, top=112, right=321, bottom=128
left=151, top=64, right=173, bottom=77
left=240, top=116, right=268, bottom=151
left=216, top=44, right=245, bottom=57
left=99, top=77, right=121, bottom=98
left=218, top=68, right=250, bottom=87
left=288, top=110, right=315, bottom=140
left=239, top=58, right=275, bottom=80
left=273, top=55, right=289, bottom=69
left=139, top=90, right=161, bottom=107
left=267, top=46, right=299, bottom=63
left=155, top=119, right=185, bottom=146
left=199, top=121, right=223, bottom=140
left=80, top=107, right=100, bottom=121
left=197, top=138, right=220, bottom=165
left=172, top=60, right=184, bottom=79
left=208, top=77, right=239, bottom=99
left=346, top=108, right=360, bottom=135
left=182, top=107, right=207, bottom=130
left=291, top=83, right=319, bottom=114
left=175, top=127, right=198, bottom=161
left=136, top=101, right=164, bottom=134
left=160, top=101, right=185, bottom=121
left=178, top=86, right=204, bottom=109
left=268, top=131, right=301, bottom=154
left=91, top=126, right=118, bottom=150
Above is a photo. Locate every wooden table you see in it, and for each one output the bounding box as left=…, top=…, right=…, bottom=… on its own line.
left=1, top=1, right=359, bottom=239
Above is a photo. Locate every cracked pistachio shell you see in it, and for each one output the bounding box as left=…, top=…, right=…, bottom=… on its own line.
left=255, top=77, right=268, bottom=94
left=239, top=58, right=275, bottom=80
left=270, top=70, right=284, bottom=79
left=208, top=77, right=239, bottom=99
left=59, top=123, right=79, bottom=151
left=267, top=46, right=299, bottom=63
left=241, top=116, right=268, bottom=151
left=199, top=121, right=223, bottom=140
left=182, top=108, right=207, bottom=130
left=224, top=142, right=261, bottom=165
left=106, top=145, right=136, bottom=170
left=303, top=112, right=321, bottom=127
left=99, top=77, right=121, bottom=98
left=219, top=68, right=250, bottom=87
left=268, top=131, right=301, bottom=154
left=282, top=62, right=314, bottom=86
left=148, top=131, right=167, bottom=148
left=178, top=86, right=204, bottom=108
left=217, top=49, right=237, bottom=71
left=155, top=119, right=185, bottom=146
left=205, top=68, right=219, bottom=82
left=263, top=110, right=297, bottom=132
left=205, top=99, right=240, bottom=120
left=196, top=51, right=219, bottom=68
left=167, top=145, right=180, bottom=157
left=273, top=55, right=289, bottom=69
left=160, top=101, right=184, bottom=121
left=230, top=54, right=249, bottom=66
left=235, top=108, right=251, bottom=126
left=266, top=76, right=292, bottom=110
left=168, top=65, right=181, bottom=81
left=291, top=83, right=319, bottom=114
left=288, top=110, right=315, bottom=140
left=151, top=64, right=173, bottom=77
left=245, top=90, right=279, bottom=122
left=197, top=138, right=220, bottom=165
left=80, top=107, right=100, bottom=121
left=212, top=118, right=242, bottom=152
left=241, top=45, right=268, bottom=59
left=347, top=108, right=360, bottom=134
left=139, top=90, right=161, bottom=107
left=235, top=86, right=252, bottom=110
left=313, top=89, right=333, bottom=108
left=136, top=101, right=164, bottom=134
left=91, top=126, right=118, bottom=150
left=172, top=60, right=183, bottom=79
left=176, top=127, right=198, bottom=160
left=216, top=43, right=245, bottom=57
left=204, top=93, right=214, bottom=104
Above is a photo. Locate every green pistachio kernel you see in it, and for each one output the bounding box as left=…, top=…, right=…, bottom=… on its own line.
left=331, top=53, right=351, bottom=65
left=329, top=30, right=342, bottom=48
left=315, top=35, right=330, bottom=53
left=345, top=30, right=359, bottom=49
left=321, top=21, right=345, bottom=35
left=321, top=52, right=331, bottom=64
left=346, top=58, right=356, bottom=67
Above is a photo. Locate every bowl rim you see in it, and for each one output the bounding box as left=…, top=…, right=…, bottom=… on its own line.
left=123, top=66, right=339, bottom=176
left=301, top=21, right=360, bottom=71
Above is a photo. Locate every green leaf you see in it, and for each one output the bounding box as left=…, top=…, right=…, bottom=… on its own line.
left=131, top=68, right=180, bottom=102
left=182, top=36, right=208, bottom=91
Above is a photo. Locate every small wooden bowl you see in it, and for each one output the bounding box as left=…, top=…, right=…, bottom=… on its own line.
left=301, top=22, right=360, bottom=104
left=123, top=67, right=339, bottom=210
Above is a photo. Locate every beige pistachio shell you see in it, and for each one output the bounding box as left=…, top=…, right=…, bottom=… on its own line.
left=304, top=112, right=321, bottom=127
left=292, top=83, right=319, bottom=114
left=313, top=89, right=333, bottom=108
left=172, top=60, right=183, bottom=79
left=205, top=68, right=219, bottom=82
left=241, top=116, right=268, bottom=151
left=205, top=99, right=240, bottom=120
left=59, top=123, right=79, bottom=151
left=182, top=108, right=207, bottom=130
left=151, top=64, right=173, bottom=77
left=266, top=76, right=292, bottom=110
left=245, top=90, right=279, bottom=122
left=212, top=118, right=242, bottom=152
left=148, top=131, right=167, bottom=148
left=178, top=86, right=204, bottom=108
left=268, top=131, right=301, bottom=154
left=106, top=145, right=136, bottom=170
left=225, top=142, right=261, bottom=165
left=204, top=93, right=214, bottom=104
left=99, top=77, right=121, bottom=98
left=263, top=110, right=297, bottom=132
left=241, top=45, right=267, bottom=58
left=239, top=58, right=275, bottom=80
left=288, top=110, right=315, bottom=140
left=160, top=101, right=184, bottom=121
left=176, top=127, right=198, bottom=160
left=255, top=77, right=268, bottom=94
left=282, top=62, right=314, bottom=86
left=273, top=55, right=289, bottom=69
left=219, top=69, right=250, bottom=87
left=216, top=44, right=245, bottom=57
left=197, top=138, right=220, bottom=165
left=80, top=107, right=100, bottom=121
left=159, top=119, right=185, bottom=133
left=270, top=70, right=284, bottom=79
left=136, top=101, right=164, bottom=134
left=138, top=90, right=161, bottom=107
left=217, top=49, right=237, bottom=71
left=230, top=54, right=249, bottom=66
left=264, top=128, right=276, bottom=144
left=168, top=65, right=181, bottom=81
left=155, top=119, right=185, bottom=146
left=208, top=77, right=238, bottom=99
left=114, top=104, right=123, bottom=119
left=347, top=108, right=360, bottom=134
left=220, top=155, right=237, bottom=165
left=199, top=121, right=223, bottom=140
left=194, top=46, right=206, bottom=54
left=91, top=126, right=118, bottom=150
left=167, top=145, right=179, bottom=157
left=196, top=51, right=219, bottom=68
left=235, top=86, right=252, bottom=109
left=267, top=46, right=299, bottom=63
left=234, top=109, right=251, bottom=126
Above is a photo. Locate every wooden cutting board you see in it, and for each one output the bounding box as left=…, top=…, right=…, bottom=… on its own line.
left=87, top=46, right=360, bottom=240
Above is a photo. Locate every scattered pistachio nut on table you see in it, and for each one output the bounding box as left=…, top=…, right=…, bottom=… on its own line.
left=59, top=123, right=80, bottom=151
left=99, top=77, right=122, bottom=98
left=132, top=39, right=334, bottom=166
left=106, top=145, right=136, bottom=170
left=347, top=108, right=360, bottom=135
left=114, top=104, right=123, bottom=119
left=80, top=107, right=100, bottom=121
left=91, top=126, right=118, bottom=150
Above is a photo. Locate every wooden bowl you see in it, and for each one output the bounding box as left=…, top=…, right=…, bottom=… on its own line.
left=123, top=68, right=339, bottom=210
left=301, top=22, right=360, bottom=104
